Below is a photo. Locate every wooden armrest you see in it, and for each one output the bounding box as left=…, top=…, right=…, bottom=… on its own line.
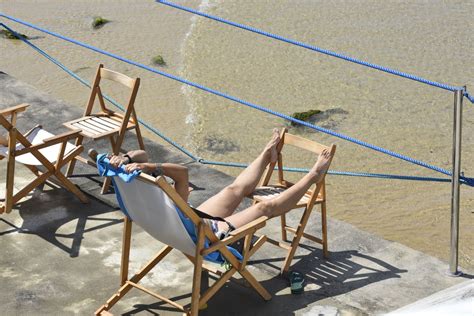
left=43, top=129, right=82, bottom=144
left=15, top=130, right=82, bottom=155
left=228, top=216, right=267, bottom=238
left=201, top=216, right=268, bottom=256
left=0, top=103, right=29, bottom=117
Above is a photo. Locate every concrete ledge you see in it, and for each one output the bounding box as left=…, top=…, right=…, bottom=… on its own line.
left=1, top=72, right=472, bottom=315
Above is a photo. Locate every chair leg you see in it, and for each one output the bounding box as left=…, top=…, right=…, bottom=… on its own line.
left=8, top=170, right=54, bottom=208
left=65, top=135, right=84, bottom=177
left=239, top=268, right=271, bottom=301
left=101, top=135, right=119, bottom=194
left=3, top=129, right=18, bottom=214
left=121, top=217, right=132, bottom=286
left=199, top=268, right=235, bottom=307
left=95, top=282, right=133, bottom=315
left=281, top=214, right=288, bottom=242
left=96, top=245, right=173, bottom=315
left=4, top=147, right=16, bottom=214
left=55, top=171, right=89, bottom=203
left=134, top=121, right=146, bottom=151
left=190, top=223, right=205, bottom=316
left=321, top=201, right=329, bottom=258
left=101, top=178, right=113, bottom=195
left=280, top=206, right=312, bottom=274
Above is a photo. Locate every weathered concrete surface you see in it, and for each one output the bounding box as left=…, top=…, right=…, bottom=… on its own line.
left=388, top=280, right=473, bottom=315
left=0, top=72, right=472, bottom=315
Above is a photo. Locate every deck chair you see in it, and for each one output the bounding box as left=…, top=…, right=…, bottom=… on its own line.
left=94, top=155, right=271, bottom=316
left=0, top=103, right=89, bottom=214
left=249, top=128, right=336, bottom=274
left=63, top=64, right=145, bottom=193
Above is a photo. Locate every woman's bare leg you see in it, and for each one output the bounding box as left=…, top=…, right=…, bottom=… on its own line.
left=197, top=129, right=280, bottom=217
left=217, top=149, right=333, bottom=230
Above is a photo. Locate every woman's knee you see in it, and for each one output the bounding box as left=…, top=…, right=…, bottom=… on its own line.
left=256, top=200, right=275, bottom=217
left=223, top=183, right=246, bottom=198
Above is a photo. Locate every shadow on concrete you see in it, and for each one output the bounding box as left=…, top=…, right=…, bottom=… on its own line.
left=261, top=245, right=407, bottom=295
left=458, top=272, right=474, bottom=280
left=112, top=245, right=407, bottom=315
left=0, top=186, right=121, bottom=258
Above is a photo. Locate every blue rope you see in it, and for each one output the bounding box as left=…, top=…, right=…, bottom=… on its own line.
left=9, top=21, right=465, bottom=187
left=9, top=22, right=470, bottom=188
left=465, top=91, right=474, bottom=104
left=200, top=159, right=474, bottom=186
left=0, top=22, right=199, bottom=162
left=0, top=17, right=470, bottom=184
left=156, top=0, right=472, bottom=104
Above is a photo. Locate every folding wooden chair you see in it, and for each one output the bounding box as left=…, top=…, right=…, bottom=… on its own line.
left=0, top=103, right=89, bottom=214
left=249, top=128, right=336, bottom=274
left=94, top=156, right=271, bottom=316
left=63, top=64, right=145, bottom=193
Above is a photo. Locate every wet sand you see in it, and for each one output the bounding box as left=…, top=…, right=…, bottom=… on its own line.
left=1, top=0, right=473, bottom=269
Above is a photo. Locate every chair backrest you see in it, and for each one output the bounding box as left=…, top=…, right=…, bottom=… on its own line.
left=112, top=173, right=198, bottom=256
left=0, top=126, right=76, bottom=165
left=261, top=128, right=336, bottom=207
left=83, top=64, right=140, bottom=121
left=0, top=104, right=76, bottom=165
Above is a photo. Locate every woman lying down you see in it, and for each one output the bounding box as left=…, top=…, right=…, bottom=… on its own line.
left=89, top=129, right=333, bottom=241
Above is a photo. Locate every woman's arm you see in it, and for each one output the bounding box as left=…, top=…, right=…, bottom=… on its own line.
left=109, top=150, right=149, bottom=168
left=123, top=162, right=190, bottom=202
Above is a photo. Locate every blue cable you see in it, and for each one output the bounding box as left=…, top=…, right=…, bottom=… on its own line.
left=0, top=17, right=468, bottom=182
left=10, top=20, right=463, bottom=187
left=0, top=22, right=199, bottom=162
left=156, top=0, right=472, bottom=103
left=9, top=22, right=469, bottom=187
left=465, top=92, right=474, bottom=104
left=200, top=159, right=474, bottom=186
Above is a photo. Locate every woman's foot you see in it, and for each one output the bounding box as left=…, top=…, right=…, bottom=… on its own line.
left=264, top=128, right=281, bottom=163
left=309, top=149, right=333, bottom=183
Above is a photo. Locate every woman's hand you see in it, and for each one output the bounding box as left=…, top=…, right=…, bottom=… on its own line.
left=109, top=155, right=129, bottom=168
left=123, top=162, right=156, bottom=174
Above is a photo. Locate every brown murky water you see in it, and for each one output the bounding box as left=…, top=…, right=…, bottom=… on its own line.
left=1, top=0, right=473, bottom=269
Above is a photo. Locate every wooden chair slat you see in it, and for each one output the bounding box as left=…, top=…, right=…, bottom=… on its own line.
left=82, top=118, right=115, bottom=132
left=100, top=68, right=136, bottom=89
left=284, top=133, right=329, bottom=153
left=73, top=122, right=102, bottom=135
left=90, top=116, right=120, bottom=129
left=79, top=120, right=112, bottom=134
left=98, top=116, right=122, bottom=127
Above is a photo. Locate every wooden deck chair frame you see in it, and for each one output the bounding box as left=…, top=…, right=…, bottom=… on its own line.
left=250, top=128, right=336, bottom=275
left=63, top=64, right=145, bottom=193
left=96, top=172, right=271, bottom=316
left=0, top=103, right=89, bottom=214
